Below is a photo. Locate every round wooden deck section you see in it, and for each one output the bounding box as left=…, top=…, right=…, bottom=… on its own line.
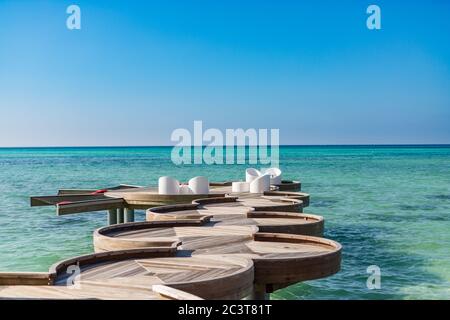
left=144, top=196, right=323, bottom=236
left=273, top=180, right=302, bottom=191
left=210, top=180, right=301, bottom=191
left=0, top=248, right=254, bottom=300
left=0, top=282, right=201, bottom=300
left=207, top=185, right=309, bottom=208
left=92, top=221, right=340, bottom=292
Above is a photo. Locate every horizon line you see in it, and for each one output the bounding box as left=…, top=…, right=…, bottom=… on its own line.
left=1, top=143, right=450, bottom=149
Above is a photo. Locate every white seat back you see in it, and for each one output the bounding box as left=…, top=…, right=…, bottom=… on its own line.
left=188, top=176, right=209, bottom=194
left=262, top=167, right=282, bottom=185
left=245, top=168, right=261, bottom=183
left=158, top=176, right=180, bottom=195
left=249, top=174, right=271, bottom=193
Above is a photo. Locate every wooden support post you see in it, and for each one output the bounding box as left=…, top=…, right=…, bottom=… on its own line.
left=246, top=284, right=269, bottom=300
left=125, top=208, right=135, bottom=223
left=117, top=208, right=124, bottom=224
left=108, top=209, right=117, bottom=225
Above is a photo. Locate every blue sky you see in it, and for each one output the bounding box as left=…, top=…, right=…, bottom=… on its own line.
left=0, top=0, right=449, bottom=146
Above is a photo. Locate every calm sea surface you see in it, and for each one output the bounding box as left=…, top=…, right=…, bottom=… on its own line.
left=0, top=146, right=449, bottom=299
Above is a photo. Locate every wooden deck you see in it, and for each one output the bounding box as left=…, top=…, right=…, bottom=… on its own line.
left=90, top=192, right=337, bottom=296
left=92, top=220, right=340, bottom=293
left=4, top=175, right=343, bottom=300
left=0, top=248, right=254, bottom=300
left=30, top=183, right=308, bottom=217
left=210, top=180, right=301, bottom=191
left=145, top=196, right=322, bottom=236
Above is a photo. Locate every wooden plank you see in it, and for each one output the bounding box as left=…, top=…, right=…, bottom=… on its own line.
left=57, top=198, right=125, bottom=215
left=42, top=250, right=255, bottom=300
left=30, top=194, right=107, bottom=207
left=57, top=184, right=143, bottom=195
left=0, top=272, right=52, bottom=285
left=152, top=285, right=203, bottom=300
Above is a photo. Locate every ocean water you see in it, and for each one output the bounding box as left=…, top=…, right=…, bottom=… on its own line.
left=0, top=146, right=449, bottom=300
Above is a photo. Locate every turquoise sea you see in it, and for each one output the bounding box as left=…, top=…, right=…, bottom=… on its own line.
left=0, top=146, right=449, bottom=299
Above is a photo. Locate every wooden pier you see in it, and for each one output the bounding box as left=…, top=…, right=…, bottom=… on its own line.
left=1, top=177, right=342, bottom=300
left=30, top=182, right=309, bottom=224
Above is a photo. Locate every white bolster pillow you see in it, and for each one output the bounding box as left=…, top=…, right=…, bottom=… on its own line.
left=232, top=181, right=250, bottom=193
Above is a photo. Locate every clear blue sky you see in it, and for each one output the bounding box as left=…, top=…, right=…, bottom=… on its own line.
left=0, top=0, right=449, bottom=146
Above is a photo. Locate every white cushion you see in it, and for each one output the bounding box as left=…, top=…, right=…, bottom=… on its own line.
left=262, top=167, right=282, bottom=185
left=245, top=168, right=261, bottom=183
left=249, top=174, right=271, bottom=193
left=179, top=184, right=193, bottom=194
left=158, top=176, right=180, bottom=195
left=188, top=176, right=209, bottom=194
left=232, top=181, right=250, bottom=193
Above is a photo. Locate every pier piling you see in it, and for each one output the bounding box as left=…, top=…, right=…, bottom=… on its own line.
left=107, top=209, right=117, bottom=225
left=125, top=208, right=135, bottom=223
left=117, top=208, right=124, bottom=224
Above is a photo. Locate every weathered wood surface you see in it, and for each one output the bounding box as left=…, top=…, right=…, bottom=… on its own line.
left=51, top=249, right=254, bottom=300
left=145, top=196, right=322, bottom=236
left=210, top=180, right=301, bottom=192
left=104, top=187, right=227, bottom=208
left=94, top=219, right=256, bottom=252
left=93, top=220, right=340, bottom=291
left=57, top=184, right=142, bottom=195
left=0, top=272, right=52, bottom=285
left=203, top=189, right=309, bottom=208
left=30, top=194, right=108, bottom=207
left=0, top=249, right=253, bottom=300
left=151, top=284, right=203, bottom=300
left=30, top=184, right=308, bottom=216
left=0, top=282, right=170, bottom=300
left=90, top=191, right=337, bottom=293
left=56, top=198, right=125, bottom=215
left=273, top=180, right=301, bottom=191
left=16, top=176, right=343, bottom=300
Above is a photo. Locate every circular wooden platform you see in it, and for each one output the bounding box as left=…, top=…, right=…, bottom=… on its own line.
left=0, top=282, right=202, bottom=300
left=92, top=221, right=340, bottom=291
left=144, top=197, right=323, bottom=236
left=273, top=180, right=302, bottom=191
left=245, top=210, right=323, bottom=236
left=209, top=185, right=308, bottom=205
left=191, top=233, right=341, bottom=289
left=93, top=219, right=258, bottom=252
left=94, top=211, right=324, bottom=253
left=0, top=247, right=254, bottom=300
left=210, top=180, right=301, bottom=191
